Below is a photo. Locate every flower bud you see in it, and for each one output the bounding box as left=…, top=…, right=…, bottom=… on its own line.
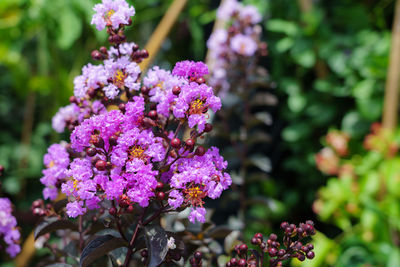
left=156, top=191, right=165, bottom=201
left=195, top=146, right=206, bottom=156
left=172, top=86, right=181, bottom=95
left=95, top=160, right=107, bottom=171
left=185, top=139, right=195, bottom=149
left=91, top=50, right=103, bottom=60
left=306, top=251, right=315, bottom=259
left=171, top=138, right=181, bottom=148
left=204, top=123, right=213, bottom=133
left=86, top=147, right=97, bottom=157
left=148, top=110, right=157, bottom=120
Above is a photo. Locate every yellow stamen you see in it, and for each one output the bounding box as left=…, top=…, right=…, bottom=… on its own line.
left=73, top=180, right=79, bottom=191
left=129, top=145, right=145, bottom=159
left=187, top=186, right=203, bottom=198
left=190, top=99, right=204, bottom=114
left=105, top=9, right=115, bottom=18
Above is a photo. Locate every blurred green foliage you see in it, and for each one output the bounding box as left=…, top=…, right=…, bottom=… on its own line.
left=306, top=126, right=400, bottom=266
left=263, top=0, right=393, bottom=222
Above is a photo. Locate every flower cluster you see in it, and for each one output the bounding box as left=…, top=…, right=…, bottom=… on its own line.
left=0, top=198, right=21, bottom=258
left=40, top=143, right=70, bottom=200
left=207, top=0, right=267, bottom=95
left=40, top=0, right=231, bottom=224
left=225, top=221, right=316, bottom=267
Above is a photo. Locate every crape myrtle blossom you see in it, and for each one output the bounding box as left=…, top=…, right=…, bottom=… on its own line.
left=173, top=82, right=221, bottom=133
left=52, top=100, right=106, bottom=133
left=41, top=0, right=231, bottom=226
left=52, top=103, right=81, bottom=133
left=144, top=66, right=187, bottom=117
left=172, top=60, right=209, bottom=79
left=91, top=0, right=135, bottom=31
left=0, top=198, right=21, bottom=257
left=166, top=147, right=232, bottom=223
left=230, top=34, right=258, bottom=56
left=108, top=42, right=137, bottom=57
left=40, top=143, right=70, bottom=200
left=74, top=64, right=108, bottom=99
left=207, top=0, right=265, bottom=95
left=103, top=56, right=141, bottom=99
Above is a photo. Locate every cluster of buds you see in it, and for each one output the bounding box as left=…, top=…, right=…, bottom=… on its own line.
left=189, top=251, right=203, bottom=267
left=226, top=221, right=316, bottom=267
left=31, top=199, right=54, bottom=217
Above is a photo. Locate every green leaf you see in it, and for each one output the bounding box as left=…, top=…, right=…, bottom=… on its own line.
left=352, top=79, right=375, bottom=99
left=288, top=92, right=307, bottom=113
left=356, top=98, right=382, bottom=120
left=2, top=176, right=20, bottom=194
left=341, top=111, right=369, bottom=138
left=292, top=48, right=316, bottom=68
left=276, top=37, right=294, bottom=53
left=57, top=7, right=82, bottom=49
left=267, top=19, right=299, bottom=36
left=387, top=248, right=400, bottom=267
left=144, top=225, right=169, bottom=267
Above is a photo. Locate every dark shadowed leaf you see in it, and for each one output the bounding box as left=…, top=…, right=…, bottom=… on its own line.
left=80, top=235, right=127, bottom=267
left=109, top=247, right=128, bottom=267
left=45, top=264, right=74, bottom=267
left=34, top=217, right=78, bottom=240
left=206, top=226, right=232, bottom=239
left=249, top=155, right=271, bottom=173
left=144, top=225, right=169, bottom=267
left=53, top=198, right=68, bottom=213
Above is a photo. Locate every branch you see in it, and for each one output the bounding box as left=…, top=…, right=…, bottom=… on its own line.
left=139, top=0, right=188, bottom=72
left=383, top=0, right=400, bottom=129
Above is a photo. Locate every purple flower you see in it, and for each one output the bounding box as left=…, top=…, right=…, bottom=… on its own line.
left=173, top=82, right=221, bottom=132
left=124, top=96, right=145, bottom=126
left=52, top=104, right=81, bottom=133
left=168, top=190, right=184, bottom=209
left=188, top=207, right=206, bottom=223
left=108, top=42, right=138, bottom=58
left=217, top=0, right=240, bottom=21
left=172, top=60, right=209, bottom=79
left=103, top=56, right=141, bottom=99
left=66, top=201, right=86, bottom=217
left=166, top=147, right=231, bottom=223
left=74, top=64, right=107, bottom=99
left=111, top=127, right=165, bottom=166
left=230, top=34, right=258, bottom=56
left=207, top=29, right=228, bottom=58
left=144, top=66, right=187, bottom=117
left=91, top=0, right=135, bottom=31
left=70, top=109, right=125, bottom=152
left=0, top=198, right=21, bottom=257
left=239, top=5, right=262, bottom=24
left=40, top=143, right=70, bottom=200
